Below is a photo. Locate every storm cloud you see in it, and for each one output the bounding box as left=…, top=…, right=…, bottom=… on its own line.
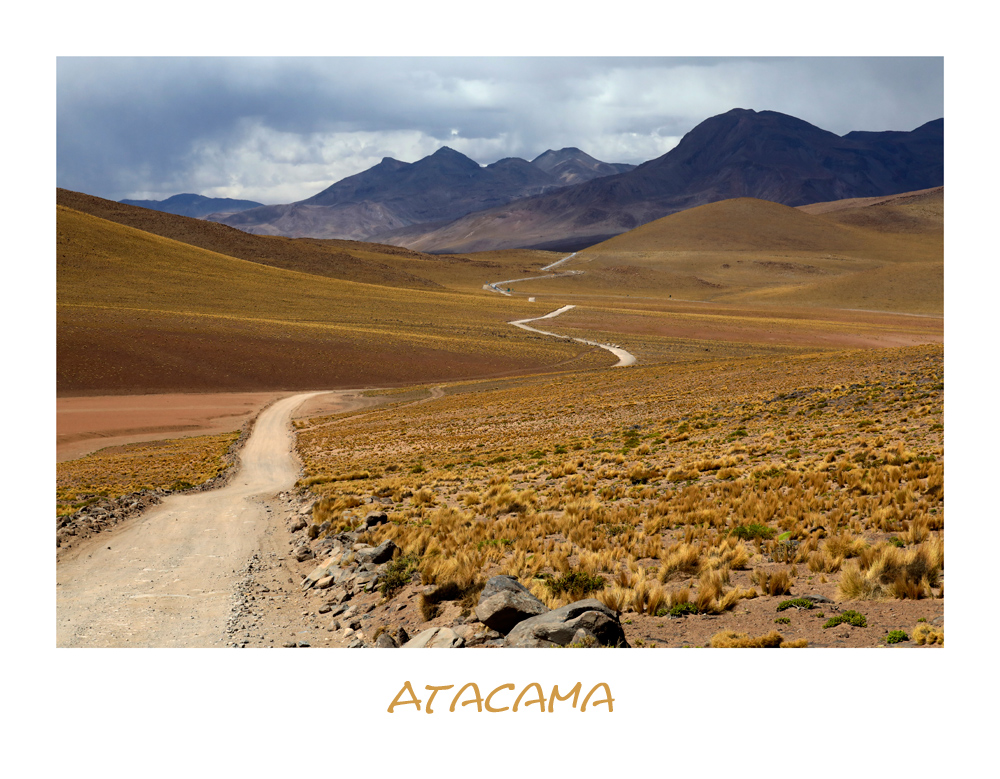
left=57, top=57, right=943, bottom=204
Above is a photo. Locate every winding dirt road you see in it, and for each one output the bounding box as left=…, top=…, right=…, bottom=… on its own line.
left=510, top=305, right=637, bottom=367
left=57, top=391, right=324, bottom=647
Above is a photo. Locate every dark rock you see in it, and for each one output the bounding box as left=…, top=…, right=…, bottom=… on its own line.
left=362, top=511, right=389, bottom=529
left=504, top=599, right=629, bottom=648
left=374, top=633, right=398, bottom=648
left=475, top=575, right=548, bottom=634
left=294, top=546, right=315, bottom=562
left=326, top=586, right=351, bottom=605
left=355, top=540, right=398, bottom=565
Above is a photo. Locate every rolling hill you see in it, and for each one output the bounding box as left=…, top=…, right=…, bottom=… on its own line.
left=505, top=190, right=943, bottom=314
left=56, top=204, right=609, bottom=395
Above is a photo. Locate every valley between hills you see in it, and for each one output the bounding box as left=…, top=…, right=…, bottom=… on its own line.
left=56, top=177, right=943, bottom=649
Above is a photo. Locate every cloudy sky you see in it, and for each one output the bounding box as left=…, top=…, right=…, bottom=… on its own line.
left=57, top=57, right=943, bottom=205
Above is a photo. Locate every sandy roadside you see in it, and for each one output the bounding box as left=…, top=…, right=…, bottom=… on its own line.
left=56, top=391, right=330, bottom=647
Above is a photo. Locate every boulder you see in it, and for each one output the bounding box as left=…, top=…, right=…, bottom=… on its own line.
left=355, top=540, right=398, bottom=565
left=475, top=575, right=549, bottom=634
left=362, top=511, right=389, bottom=529
left=294, top=546, right=315, bottom=562
left=503, top=599, right=630, bottom=648
left=402, top=627, right=465, bottom=648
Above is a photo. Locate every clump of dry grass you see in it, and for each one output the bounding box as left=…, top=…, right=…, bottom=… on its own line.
left=710, top=630, right=805, bottom=648
left=837, top=538, right=943, bottom=600
left=752, top=568, right=794, bottom=596
left=658, top=543, right=702, bottom=582
left=913, top=622, right=944, bottom=645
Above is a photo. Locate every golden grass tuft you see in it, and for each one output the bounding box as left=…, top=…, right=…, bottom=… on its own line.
left=912, top=622, right=944, bottom=646
left=710, top=630, right=786, bottom=648
left=752, top=568, right=794, bottom=596
left=837, top=538, right=943, bottom=600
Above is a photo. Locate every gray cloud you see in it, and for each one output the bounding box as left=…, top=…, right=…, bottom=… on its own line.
left=57, top=57, right=943, bottom=204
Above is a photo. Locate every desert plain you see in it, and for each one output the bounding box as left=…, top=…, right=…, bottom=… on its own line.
left=56, top=186, right=944, bottom=649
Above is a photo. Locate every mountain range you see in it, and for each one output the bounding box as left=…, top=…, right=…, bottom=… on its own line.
left=119, top=193, right=264, bottom=218
left=125, top=107, right=942, bottom=253
left=382, top=109, right=944, bottom=252
left=205, top=147, right=634, bottom=240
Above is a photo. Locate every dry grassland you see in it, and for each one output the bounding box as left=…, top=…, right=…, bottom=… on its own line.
left=294, top=343, right=943, bottom=646
left=508, top=194, right=943, bottom=315
left=58, top=206, right=607, bottom=394
left=56, top=431, right=238, bottom=516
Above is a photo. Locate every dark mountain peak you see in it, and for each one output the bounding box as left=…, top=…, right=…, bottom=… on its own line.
left=487, top=156, right=534, bottom=169
left=915, top=118, right=944, bottom=133
left=427, top=146, right=480, bottom=166
left=532, top=147, right=589, bottom=168
left=163, top=193, right=205, bottom=203
left=377, top=156, right=408, bottom=169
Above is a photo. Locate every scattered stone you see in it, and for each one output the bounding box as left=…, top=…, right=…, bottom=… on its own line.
left=314, top=576, right=335, bottom=590
left=327, top=586, right=352, bottom=605
left=294, top=546, right=315, bottom=562
left=374, top=633, right=398, bottom=648
left=453, top=624, right=504, bottom=647
left=402, top=627, right=465, bottom=648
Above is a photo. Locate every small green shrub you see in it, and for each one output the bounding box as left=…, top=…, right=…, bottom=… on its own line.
left=379, top=554, right=419, bottom=598
left=731, top=523, right=776, bottom=540
left=823, top=610, right=867, bottom=629
left=664, top=602, right=699, bottom=618
left=885, top=630, right=909, bottom=644
left=776, top=598, right=815, bottom=612
left=774, top=617, right=791, bottom=625
left=543, top=571, right=606, bottom=598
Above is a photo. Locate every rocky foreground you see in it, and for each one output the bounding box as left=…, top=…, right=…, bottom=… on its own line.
left=229, top=491, right=630, bottom=649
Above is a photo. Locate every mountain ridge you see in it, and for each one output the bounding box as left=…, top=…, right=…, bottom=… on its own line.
left=381, top=108, right=943, bottom=253
left=207, top=146, right=635, bottom=240
left=120, top=193, right=264, bottom=218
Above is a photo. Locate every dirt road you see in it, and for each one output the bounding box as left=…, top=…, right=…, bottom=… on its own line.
left=510, top=306, right=637, bottom=367
left=56, top=391, right=326, bottom=647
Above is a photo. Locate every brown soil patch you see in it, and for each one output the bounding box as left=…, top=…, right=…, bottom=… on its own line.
left=57, top=392, right=288, bottom=462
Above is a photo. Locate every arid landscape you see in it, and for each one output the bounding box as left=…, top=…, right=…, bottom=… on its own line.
left=57, top=174, right=944, bottom=649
